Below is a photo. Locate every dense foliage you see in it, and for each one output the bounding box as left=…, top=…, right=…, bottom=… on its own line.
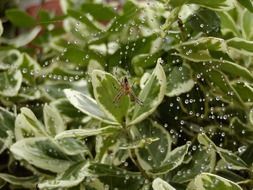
left=1, top=0, right=253, bottom=189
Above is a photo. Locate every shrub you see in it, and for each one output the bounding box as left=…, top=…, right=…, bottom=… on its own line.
left=0, top=0, right=253, bottom=189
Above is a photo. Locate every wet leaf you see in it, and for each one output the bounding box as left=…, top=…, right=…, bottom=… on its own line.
left=5, top=9, right=36, bottom=27
left=10, top=137, right=76, bottom=173
left=150, top=143, right=190, bottom=174
left=0, top=174, right=38, bottom=188
left=0, top=107, right=15, bottom=153
left=55, top=126, right=120, bottom=139
left=132, top=120, right=172, bottom=171
left=169, top=0, right=234, bottom=11
left=0, top=69, right=22, bottom=97
left=15, top=107, right=47, bottom=140
left=38, top=161, right=89, bottom=189
left=152, top=178, right=176, bottom=190
left=198, top=134, right=248, bottom=170
left=43, top=104, right=66, bottom=137
left=172, top=146, right=216, bottom=183
left=0, top=27, right=41, bottom=47
left=92, top=70, right=130, bottom=124
left=166, top=64, right=194, bottom=97
left=237, top=0, right=253, bottom=13
left=64, top=89, right=116, bottom=124
left=227, top=37, right=253, bottom=56
left=129, top=59, right=166, bottom=125
left=81, top=3, right=118, bottom=21
left=187, top=173, right=243, bottom=190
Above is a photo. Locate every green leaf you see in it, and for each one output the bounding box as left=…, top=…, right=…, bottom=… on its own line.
left=169, top=0, right=234, bottom=10
left=187, top=173, right=243, bottom=190
left=216, top=170, right=246, bottom=183
left=108, top=34, right=157, bottom=69
left=0, top=107, right=15, bottom=138
left=177, top=37, right=226, bottom=54
left=17, top=86, right=41, bottom=101
left=176, top=37, right=227, bottom=62
left=186, top=8, right=220, bottom=35
left=37, top=9, right=51, bottom=25
left=218, top=12, right=239, bottom=36
left=19, top=53, right=41, bottom=85
left=49, top=65, right=85, bottom=79
left=43, top=104, right=66, bottom=137
left=55, top=126, right=120, bottom=139
left=67, top=9, right=101, bottom=32
left=0, top=107, right=15, bottom=153
left=213, top=60, right=253, bottom=83
left=172, top=146, right=216, bottom=183
left=56, top=138, right=91, bottom=156
left=233, top=82, right=253, bottom=102
left=250, top=110, right=253, bottom=126
left=166, top=64, right=194, bottom=97
left=64, top=89, right=116, bottom=124
left=119, top=137, right=159, bottom=150
left=10, top=137, right=76, bottom=173
left=88, top=163, right=140, bottom=177
left=92, top=70, right=130, bottom=124
left=0, top=49, right=22, bottom=70
left=88, top=163, right=144, bottom=190
left=129, top=59, right=166, bottom=125
left=50, top=98, right=84, bottom=119
left=241, top=9, right=253, bottom=40
left=152, top=178, right=176, bottom=190
left=218, top=148, right=248, bottom=170
left=178, top=46, right=253, bottom=82
left=0, top=27, right=41, bottom=47
left=38, top=161, right=88, bottom=189
left=43, top=80, right=88, bottom=100
left=131, top=53, right=161, bottom=74
left=237, top=0, right=253, bottom=13
left=15, top=107, right=47, bottom=140
left=0, top=173, right=38, bottom=188
left=108, top=0, right=140, bottom=34
left=0, top=19, right=3, bottom=37
left=241, top=144, right=253, bottom=165
left=81, top=3, right=118, bottom=21
left=60, top=45, right=104, bottom=66
left=38, top=10, right=66, bottom=26
left=150, top=143, right=190, bottom=174
left=132, top=120, right=172, bottom=170
left=0, top=131, right=13, bottom=155
left=198, top=134, right=248, bottom=170
left=191, top=64, right=245, bottom=107
left=0, top=69, right=22, bottom=97
left=95, top=132, right=127, bottom=165
left=0, top=178, right=5, bottom=189
left=230, top=117, right=253, bottom=143
left=227, top=37, right=253, bottom=56
left=5, top=9, right=36, bottom=27
left=198, top=133, right=217, bottom=148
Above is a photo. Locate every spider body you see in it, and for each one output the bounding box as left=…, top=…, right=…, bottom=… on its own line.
left=113, top=77, right=143, bottom=106
left=122, top=77, right=131, bottom=94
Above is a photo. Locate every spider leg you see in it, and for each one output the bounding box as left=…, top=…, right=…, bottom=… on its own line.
left=130, top=91, right=143, bottom=106
left=113, top=89, right=125, bottom=104
left=112, top=78, right=125, bottom=91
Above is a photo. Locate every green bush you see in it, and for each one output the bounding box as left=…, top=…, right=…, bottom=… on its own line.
left=1, top=0, right=253, bottom=189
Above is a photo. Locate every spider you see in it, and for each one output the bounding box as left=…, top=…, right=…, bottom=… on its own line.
left=113, top=77, right=143, bottom=106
